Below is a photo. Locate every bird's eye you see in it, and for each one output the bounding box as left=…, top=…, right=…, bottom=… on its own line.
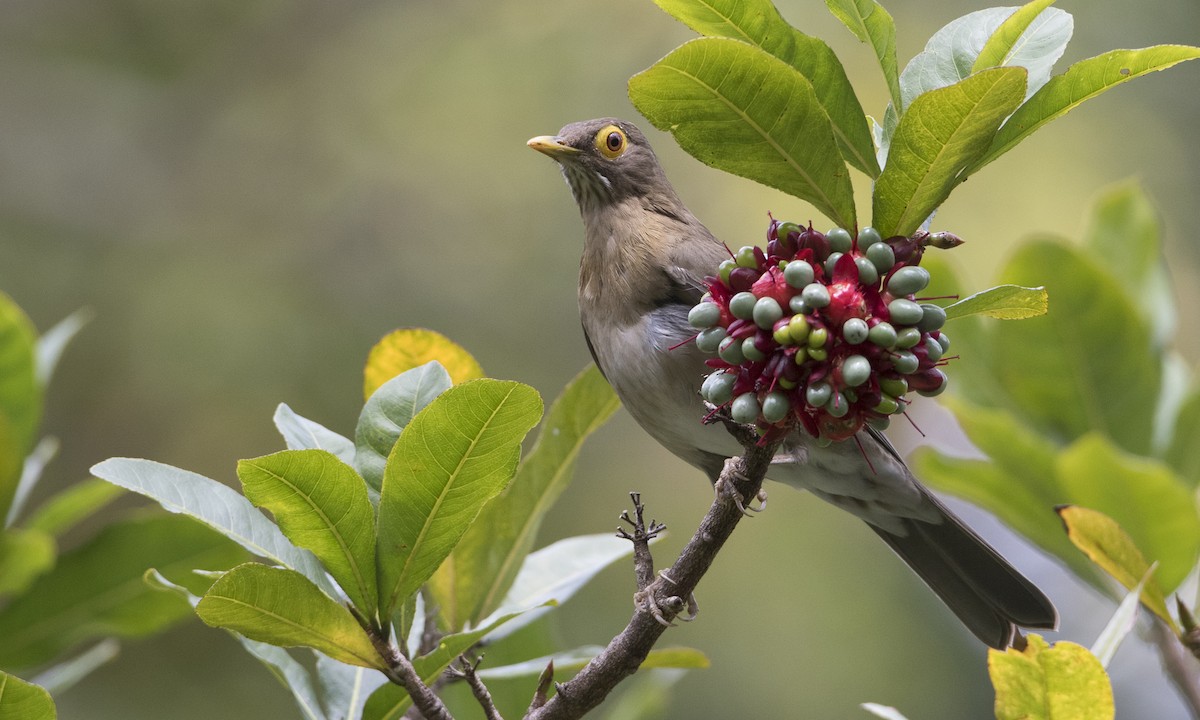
left=595, top=125, right=627, bottom=159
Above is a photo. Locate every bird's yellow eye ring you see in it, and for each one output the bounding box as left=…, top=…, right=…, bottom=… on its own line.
left=595, top=125, right=627, bottom=159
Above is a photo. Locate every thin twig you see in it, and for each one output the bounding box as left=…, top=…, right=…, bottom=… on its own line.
left=370, top=630, right=455, bottom=720
left=451, top=654, right=505, bottom=720
left=617, top=492, right=666, bottom=592
left=524, top=429, right=779, bottom=720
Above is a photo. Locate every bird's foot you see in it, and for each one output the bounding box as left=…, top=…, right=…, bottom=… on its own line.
left=714, top=462, right=768, bottom=516
left=635, top=570, right=698, bottom=626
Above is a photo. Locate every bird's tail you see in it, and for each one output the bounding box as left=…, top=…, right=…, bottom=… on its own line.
left=868, top=486, right=1058, bottom=649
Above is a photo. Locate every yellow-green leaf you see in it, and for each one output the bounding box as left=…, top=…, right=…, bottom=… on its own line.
left=1057, top=505, right=1176, bottom=631
left=363, top=328, right=483, bottom=400
left=0, top=672, right=56, bottom=720
left=989, top=635, right=1113, bottom=720
left=944, top=284, right=1048, bottom=320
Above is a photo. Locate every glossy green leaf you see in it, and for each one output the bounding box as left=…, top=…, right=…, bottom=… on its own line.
left=0, top=672, right=55, bottom=720
left=361, top=610, right=525, bottom=720
left=34, top=309, right=90, bottom=389
left=971, top=2, right=1071, bottom=98
left=274, top=404, right=356, bottom=466
left=1089, top=567, right=1151, bottom=667
left=479, top=645, right=709, bottom=680
left=430, top=365, right=620, bottom=628
left=376, top=379, right=542, bottom=617
left=0, top=292, right=40, bottom=522
left=90, top=458, right=338, bottom=598
left=1056, top=435, right=1199, bottom=593
left=989, top=635, right=1113, bottom=720
left=354, top=362, right=451, bottom=493
left=973, top=46, right=1200, bottom=173
left=146, top=568, right=330, bottom=720
left=825, top=0, right=900, bottom=111
left=480, top=534, right=639, bottom=642
left=197, top=563, right=384, bottom=670
left=944, top=284, right=1047, bottom=321
left=1166, top=387, right=1200, bottom=488
left=993, top=240, right=1160, bottom=454
left=238, top=450, right=378, bottom=618
left=0, top=514, right=244, bottom=670
left=629, top=37, right=857, bottom=229
left=654, top=0, right=878, bottom=176
left=24, top=478, right=122, bottom=537
left=973, top=0, right=1057, bottom=72
left=0, top=528, right=55, bottom=597
left=1083, top=181, right=1174, bottom=345
left=872, top=67, right=1026, bottom=238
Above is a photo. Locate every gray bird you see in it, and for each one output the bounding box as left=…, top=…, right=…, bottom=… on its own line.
left=529, top=117, right=1057, bottom=648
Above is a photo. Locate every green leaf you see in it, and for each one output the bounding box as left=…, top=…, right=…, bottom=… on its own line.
left=972, top=46, right=1200, bottom=173
left=1089, top=568, right=1150, bottom=667
left=0, top=292, right=41, bottom=522
left=430, top=365, right=620, bottom=628
left=655, top=0, right=879, bottom=176
left=274, top=404, right=356, bottom=466
left=629, top=37, right=857, bottom=230
left=0, top=528, right=55, bottom=597
left=361, top=610, right=525, bottom=720
left=872, top=67, right=1027, bottom=238
left=238, top=450, right=378, bottom=619
left=0, top=672, right=56, bottom=720
left=972, top=1, right=1069, bottom=85
left=146, top=569, right=331, bottom=720
left=1058, top=506, right=1174, bottom=631
left=989, top=635, right=1113, bottom=720
left=354, top=362, right=452, bottom=493
left=90, top=458, right=338, bottom=598
left=197, top=563, right=384, bottom=669
left=34, top=309, right=90, bottom=389
left=992, top=240, right=1160, bottom=455
left=0, top=514, right=245, bottom=670
left=944, top=284, right=1048, bottom=321
left=24, top=478, right=123, bottom=537
left=478, top=645, right=709, bottom=680
left=825, top=0, right=900, bottom=112
left=1056, top=435, right=1200, bottom=593
left=1166, top=387, right=1200, bottom=488
left=1083, top=181, right=1174, bottom=345
left=376, top=379, right=542, bottom=618
left=316, top=655, right=385, bottom=720
left=479, top=534, right=639, bottom=642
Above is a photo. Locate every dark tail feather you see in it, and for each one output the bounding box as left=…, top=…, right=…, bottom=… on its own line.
left=870, top=488, right=1058, bottom=649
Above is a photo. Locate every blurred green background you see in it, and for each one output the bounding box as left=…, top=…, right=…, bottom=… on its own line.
left=3, top=0, right=1198, bottom=717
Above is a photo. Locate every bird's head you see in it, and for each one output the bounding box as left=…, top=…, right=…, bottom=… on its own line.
left=528, top=118, right=676, bottom=214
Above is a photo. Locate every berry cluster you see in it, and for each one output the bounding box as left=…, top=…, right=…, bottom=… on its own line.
left=689, top=220, right=955, bottom=441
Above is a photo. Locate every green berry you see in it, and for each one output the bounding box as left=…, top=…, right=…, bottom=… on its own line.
left=789, top=296, right=810, bottom=314
left=696, top=326, right=726, bottom=353
left=776, top=221, right=801, bottom=241
left=729, top=291, right=757, bottom=320
left=773, top=320, right=794, bottom=346
left=778, top=377, right=798, bottom=389
left=827, top=227, right=853, bottom=252
left=718, top=336, right=745, bottom=364
left=731, top=393, right=761, bottom=423
left=892, top=350, right=919, bottom=374
left=888, top=298, right=923, bottom=326
left=762, top=392, right=791, bottom=423
left=866, top=242, right=896, bottom=272
left=824, top=251, right=843, bottom=276
left=718, top=259, right=736, bottom=286
left=742, top=337, right=766, bottom=362
left=879, top=377, right=908, bottom=398
left=783, top=260, right=815, bottom=289
left=753, top=296, right=783, bottom=329
left=936, top=332, right=951, bottom=353
left=802, top=283, right=831, bottom=308
left=924, top=336, right=944, bottom=362
left=806, top=382, right=832, bottom=407
left=827, top=391, right=850, bottom=418
left=701, top=371, right=736, bottom=405
left=857, top=226, right=883, bottom=248
left=917, top=303, right=947, bottom=333
left=886, top=266, right=931, bottom=296
left=855, top=256, right=879, bottom=285
left=688, top=302, right=722, bottom=329
left=789, top=314, right=811, bottom=342
left=792, top=347, right=809, bottom=364
left=735, top=245, right=758, bottom=269
left=808, top=347, right=828, bottom=361
left=873, top=396, right=900, bottom=415
left=807, top=326, right=828, bottom=348
left=895, top=327, right=922, bottom=349
left=867, top=416, right=891, bottom=430
left=868, top=322, right=897, bottom=348
left=842, top=317, right=869, bottom=344
left=841, top=354, right=871, bottom=387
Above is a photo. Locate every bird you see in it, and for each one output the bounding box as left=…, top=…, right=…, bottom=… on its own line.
left=527, top=117, right=1058, bottom=649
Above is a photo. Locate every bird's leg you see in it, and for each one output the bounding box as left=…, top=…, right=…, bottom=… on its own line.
left=714, top=463, right=768, bottom=516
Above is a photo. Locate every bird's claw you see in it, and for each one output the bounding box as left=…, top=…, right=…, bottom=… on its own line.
left=714, top=467, right=768, bottom=516
left=635, top=570, right=699, bottom=626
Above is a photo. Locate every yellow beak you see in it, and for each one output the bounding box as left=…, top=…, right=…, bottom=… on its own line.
left=527, top=135, right=580, bottom=158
